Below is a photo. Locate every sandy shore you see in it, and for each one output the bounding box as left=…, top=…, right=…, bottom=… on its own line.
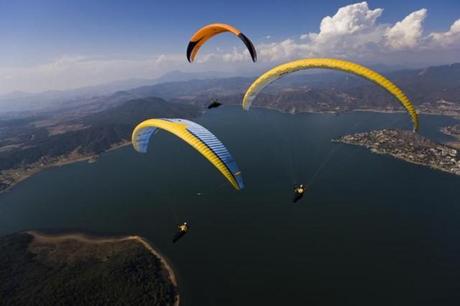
left=27, top=231, right=180, bottom=306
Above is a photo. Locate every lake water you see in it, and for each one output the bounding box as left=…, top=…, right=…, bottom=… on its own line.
left=0, top=108, right=459, bottom=306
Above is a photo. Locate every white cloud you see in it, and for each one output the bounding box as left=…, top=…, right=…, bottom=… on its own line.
left=260, top=39, right=309, bottom=61
left=385, top=9, right=427, bottom=49
left=428, top=19, right=460, bottom=48
left=299, top=34, right=309, bottom=40
left=304, top=2, right=386, bottom=57
left=316, top=2, right=383, bottom=36
left=201, top=2, right=460, bottom=65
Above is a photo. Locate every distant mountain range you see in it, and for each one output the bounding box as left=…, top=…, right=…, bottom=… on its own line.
left=120, top=63, right=460, bottom=116
left=0, top=78, right=153, bottom=115
left=0, top=71, right=238, bottom=116
left=2, top=63, right=460, bottom=117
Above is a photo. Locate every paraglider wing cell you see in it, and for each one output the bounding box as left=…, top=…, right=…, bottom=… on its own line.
left=131, top=118, right=244, bottom=190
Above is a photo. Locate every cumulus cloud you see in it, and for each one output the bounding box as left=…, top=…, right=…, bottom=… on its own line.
left=385, top=9, right=427, bottom=49
left=202, top=2, right=459, bottom=64
left=428, top=19, right=460, bottom=48
left=316, top=2, right=383, bottom=36
left=305, top=2, right=386, bottom=57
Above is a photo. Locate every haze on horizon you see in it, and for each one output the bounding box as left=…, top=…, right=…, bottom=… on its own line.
left=1, top=0, right=460, bottom=95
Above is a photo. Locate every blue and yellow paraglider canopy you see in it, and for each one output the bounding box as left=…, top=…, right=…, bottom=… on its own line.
left=132, top=118, right=244, bottom=190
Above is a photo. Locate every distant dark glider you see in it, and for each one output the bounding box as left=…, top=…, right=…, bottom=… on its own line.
left=187, top=23, right=257, bottom=63
left=207, top=100, right=222, bottom=109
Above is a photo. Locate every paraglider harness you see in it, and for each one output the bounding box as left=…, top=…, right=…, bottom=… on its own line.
left=293, top=184, right=306, bottom=203
left=173, top=222, right=189, bottom=243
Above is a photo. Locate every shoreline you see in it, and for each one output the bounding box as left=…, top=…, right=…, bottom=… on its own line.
left=0, top=140, right=130, bottom=195
left=1, top=108, right=459, bottom=195
left=337, top=139, right=460, bottom=176
left=334, top=128, right=460, bottom=176
left=251, top=105, right=460, bottom=118
left=27, top=230, right=180, bottom=306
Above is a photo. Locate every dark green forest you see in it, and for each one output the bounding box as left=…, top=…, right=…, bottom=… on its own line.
left=0, top=232, right=178, bottom=306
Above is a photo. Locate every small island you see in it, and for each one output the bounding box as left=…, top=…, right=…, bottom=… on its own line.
left=441, top=124, right=460, bottom=149
left=334, top=129, right=460, bottom=176
left=0, top=231, right=179, bottom=306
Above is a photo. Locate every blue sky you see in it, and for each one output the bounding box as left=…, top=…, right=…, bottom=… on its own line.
left=0, top=0, right=459, bottom=93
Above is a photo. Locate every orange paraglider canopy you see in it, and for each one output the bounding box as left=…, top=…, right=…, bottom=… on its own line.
left=187, top=23, right=257, bottom=63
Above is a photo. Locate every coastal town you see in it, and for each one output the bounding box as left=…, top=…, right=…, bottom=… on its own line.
left=335, top=129, right=460, bottom=176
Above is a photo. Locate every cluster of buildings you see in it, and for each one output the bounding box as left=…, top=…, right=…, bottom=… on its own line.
left=336, top=129, right=460, bottom=176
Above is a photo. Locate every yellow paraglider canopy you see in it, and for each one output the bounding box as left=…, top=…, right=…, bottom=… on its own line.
left=243, top=58, right=419, bottom=131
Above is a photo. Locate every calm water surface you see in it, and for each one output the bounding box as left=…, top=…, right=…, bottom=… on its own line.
left=0, top=108, right=459, bottom=306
